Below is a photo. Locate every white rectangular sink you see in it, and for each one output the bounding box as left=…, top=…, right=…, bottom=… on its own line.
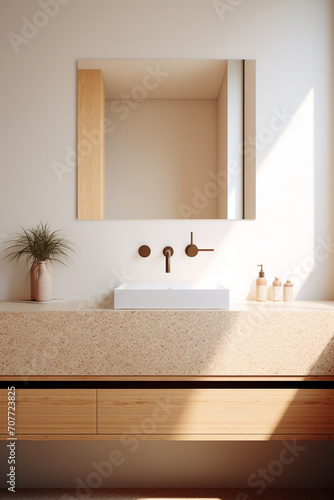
left=114, top=283, right=229, bottom=310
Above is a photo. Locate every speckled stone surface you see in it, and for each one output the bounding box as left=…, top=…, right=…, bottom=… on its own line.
left=0, top=301, right=333, bottom=376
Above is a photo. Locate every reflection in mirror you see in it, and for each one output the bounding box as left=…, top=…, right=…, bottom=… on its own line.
left=77, top=59, right=256, bottom=220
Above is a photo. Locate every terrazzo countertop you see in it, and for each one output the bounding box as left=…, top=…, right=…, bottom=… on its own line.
left=0, top=300, right=333, bottom=376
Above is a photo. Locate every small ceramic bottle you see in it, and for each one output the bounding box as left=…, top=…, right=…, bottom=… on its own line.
left=283, top=280, right=294, bottom=301
left=273, top=277, right=283, bottom=302
left=256, top=265, right=267, bottom=302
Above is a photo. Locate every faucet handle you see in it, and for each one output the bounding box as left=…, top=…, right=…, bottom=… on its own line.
left=138, top=245, right=151, bottom=258
left=185, top=232, right=214, bottom=258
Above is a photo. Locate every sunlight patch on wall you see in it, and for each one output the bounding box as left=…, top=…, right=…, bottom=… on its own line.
left=196, top=89, right=315, bottom=301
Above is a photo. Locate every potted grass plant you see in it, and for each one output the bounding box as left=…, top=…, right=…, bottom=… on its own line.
left=4, top=222, right=74, bottom=302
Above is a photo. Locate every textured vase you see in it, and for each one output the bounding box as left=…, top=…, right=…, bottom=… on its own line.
left=35, top=261, right=52, bottom=302
left=30, top=262, right=38, bottom=301
left=30, top=260, right=52, bottom=301
left=46, top=259, right=52, bottom=279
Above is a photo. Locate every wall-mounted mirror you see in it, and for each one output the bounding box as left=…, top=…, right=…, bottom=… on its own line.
left=77, top=59, right=256, bottom=220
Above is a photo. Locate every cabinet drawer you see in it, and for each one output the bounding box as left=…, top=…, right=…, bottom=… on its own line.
left=0, top=390, right=8, bottom=434
left=0, top=389, right=96, bottom=435
left=98, top=388, right=334, bottom=435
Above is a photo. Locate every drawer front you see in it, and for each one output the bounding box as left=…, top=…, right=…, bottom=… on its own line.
left=0, top=390, right=8, bottom=434
left=0, top=389, right=96, bottom=435
left=98, top=388, right=334, bottom=435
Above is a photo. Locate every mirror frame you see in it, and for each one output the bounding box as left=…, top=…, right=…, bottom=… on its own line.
left=77, top=59, right=256, bottom=220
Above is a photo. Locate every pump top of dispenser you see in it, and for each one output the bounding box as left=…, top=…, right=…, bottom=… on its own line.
left=257, top=264, right=265, bottom=278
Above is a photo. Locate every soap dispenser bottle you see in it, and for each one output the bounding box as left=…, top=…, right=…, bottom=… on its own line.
left=256, top=265, right=267, bottom=302
left=273, top=277, right=283, bottom=302
left=283, top=280, right=294, bottom=301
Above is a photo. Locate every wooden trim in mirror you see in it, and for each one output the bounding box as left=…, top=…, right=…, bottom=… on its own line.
left=77, top=69, right=105, bottom=220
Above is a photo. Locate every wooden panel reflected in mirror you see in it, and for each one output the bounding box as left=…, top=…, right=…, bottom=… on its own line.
left=77, top=59, right=256, bottom=220
left=77, top=69, right=105, bottom=220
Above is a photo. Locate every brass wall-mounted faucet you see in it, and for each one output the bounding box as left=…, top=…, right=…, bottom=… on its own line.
left=162, top=246, right=174, bottom=273
left=185, top=232, right=214, bottom=257
left=138, top=233, right=213, bottom=274
left=138, top=244, right=174, bottom=273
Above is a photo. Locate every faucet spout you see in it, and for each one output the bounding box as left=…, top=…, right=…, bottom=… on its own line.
left=165, top=250, right=171, bottom=273
left=162, top=246, right=174, bottom=274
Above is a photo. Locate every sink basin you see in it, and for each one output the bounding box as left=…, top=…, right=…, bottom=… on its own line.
left=114, top=283, right=229, bottom=310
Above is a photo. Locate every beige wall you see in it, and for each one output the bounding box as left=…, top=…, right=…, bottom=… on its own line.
left=0, top=0, right=333, bottom=301
left=105, top=98, right=217, bottom=219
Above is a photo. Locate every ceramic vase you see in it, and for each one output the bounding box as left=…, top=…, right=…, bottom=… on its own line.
left=30, top=260, right=52, bottom=301
left=30, top=262, right=38, bottom=301
left=35, top=261, right=52, bottom=302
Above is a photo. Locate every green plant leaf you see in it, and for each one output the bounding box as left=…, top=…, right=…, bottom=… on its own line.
left=3, top=222, right=75, bottom=265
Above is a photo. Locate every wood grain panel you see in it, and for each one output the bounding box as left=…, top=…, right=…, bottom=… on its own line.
left=98, top=388, right=334, bottom=435
left=1, top=434, right=333, bottom=441
left=77, top=69, right=105, bottom=220
left=0, top=390, right=8, bottom=434
left=0, top=389, right=96, bottom=435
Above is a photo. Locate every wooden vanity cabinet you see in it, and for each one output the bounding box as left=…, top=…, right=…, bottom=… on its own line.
left=97, top=388, right=334, bottom=437
left=0, top=390, right=8, bottom=435
left=0, top=389, right=96, bottom=435
left=1, top=380, right=334, bottom=440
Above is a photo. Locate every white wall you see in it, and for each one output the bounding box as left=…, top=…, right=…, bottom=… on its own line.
left=0, top=0, right=333, bottom=303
